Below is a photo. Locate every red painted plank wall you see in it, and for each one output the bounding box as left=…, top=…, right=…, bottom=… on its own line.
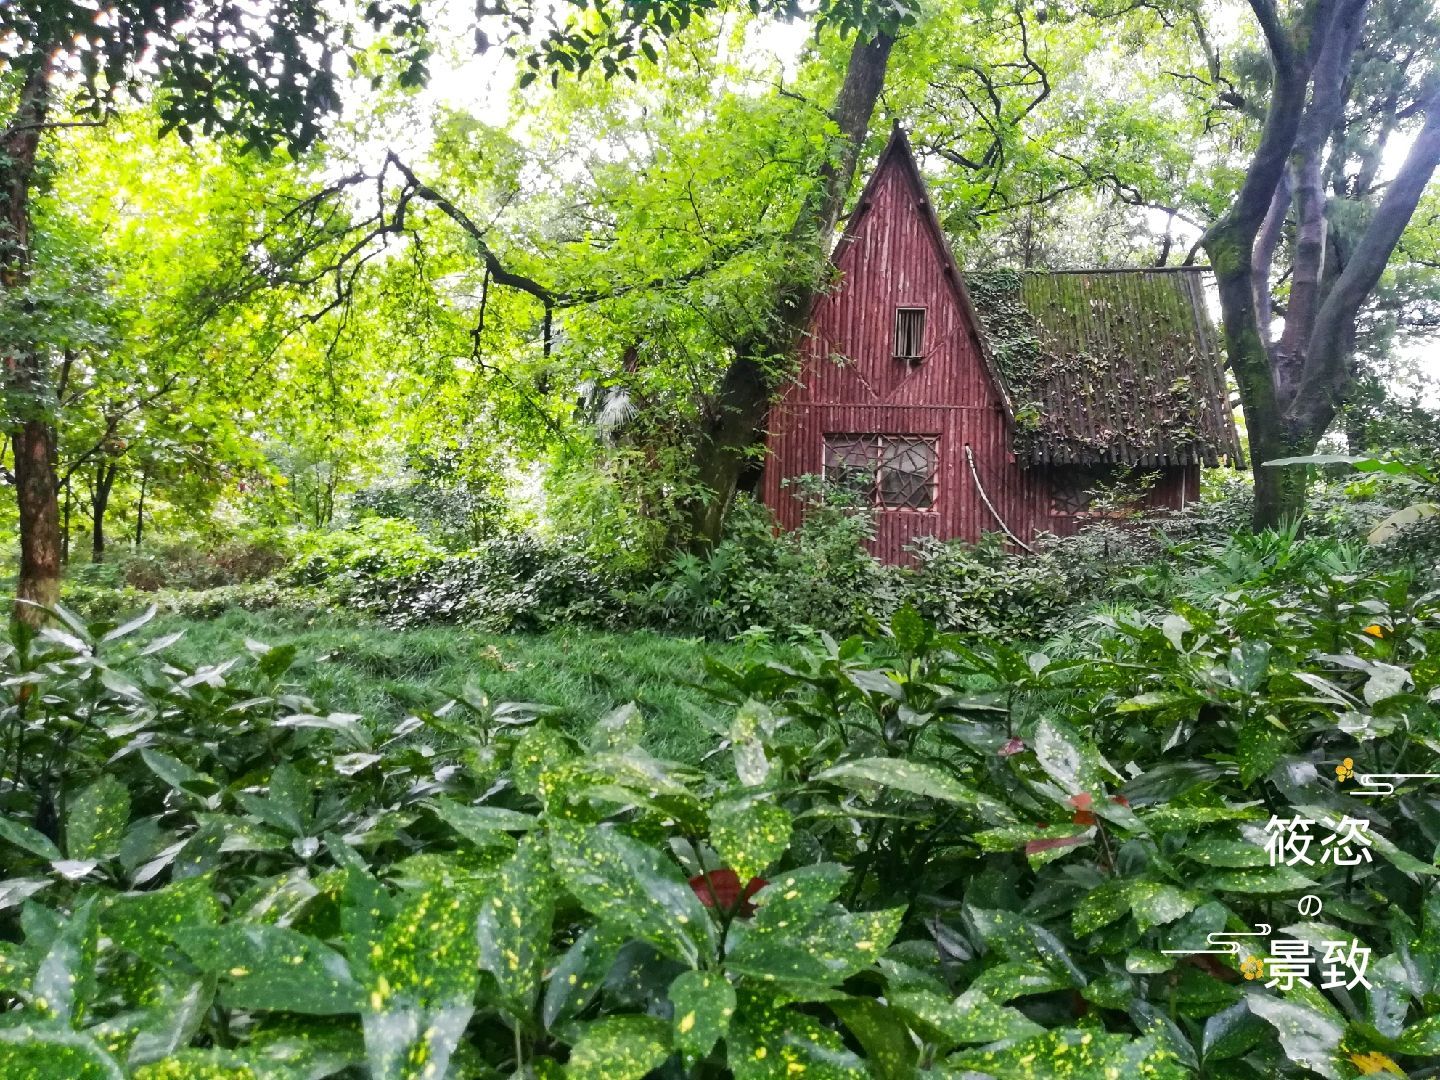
left=759, top=150, right=1195, bottom=564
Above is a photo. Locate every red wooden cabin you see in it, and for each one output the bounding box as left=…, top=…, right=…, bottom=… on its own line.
left=759, top=127, right=1241, bottom=564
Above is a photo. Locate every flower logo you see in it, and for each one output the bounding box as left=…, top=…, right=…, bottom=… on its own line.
left=1240, top=955, right=1265, bottom=980
left=1336, top=757, right=1355, bottom=782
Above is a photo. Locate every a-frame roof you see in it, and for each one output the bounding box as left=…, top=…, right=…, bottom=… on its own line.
left=833, top=124, right=1017, bottom=422
left=830, top=125, right=1242, bottom=468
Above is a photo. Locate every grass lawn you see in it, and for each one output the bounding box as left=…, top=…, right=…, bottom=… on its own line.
left=147, top=608, right=755, bottom=761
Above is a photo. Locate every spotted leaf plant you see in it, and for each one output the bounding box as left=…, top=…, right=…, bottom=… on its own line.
left=1, top=577, right=1439, bottom=1077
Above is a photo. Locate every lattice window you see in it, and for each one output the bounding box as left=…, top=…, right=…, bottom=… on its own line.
left=823, top=434, right=938, bottom=510
left=823, top=435, right=881, bottom=500
left=1049, top=467, right=1103, bottom=516
left=894, top=308, right=926, bottom=360
left=879, top=437, right=938, bottom=508
left=1050, top=478, right=1092, bottom=516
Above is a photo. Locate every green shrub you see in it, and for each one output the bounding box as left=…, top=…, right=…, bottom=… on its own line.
left=905, top=532, right=1071, bottom=637
left=159, top=579, right=337, bottom=620
left=112, top=532, right=292, bottom=591
left=350, top=460, right=513, bottom=552
left=284, top=518, right=445, bottom=592
left=641, top=491, right=897, bottom=639
left=372, top=533, right=619, bottom=631
left=65, top=579, right=336, bottom=624
left=59, top=579, right=153, bottom=621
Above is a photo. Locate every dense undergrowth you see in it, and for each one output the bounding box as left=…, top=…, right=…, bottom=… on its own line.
left=3, top=508, right=1440, bottom=1077
left=56, top=479, right=1251, bottom=641
left=57, top=460, right=1439, bottom=648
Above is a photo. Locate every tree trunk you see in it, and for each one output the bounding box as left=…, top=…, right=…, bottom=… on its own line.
left=91, top=462, right=118, bottom=562
left=1249, top=422, right=1314, bottom=529
left=1199, top=0, right=1420, bottom=530
left=134, top=466, right=148, bottom=546
left=61, top=475, right=71, bottom=565
left=12, top=423, right=60, bottom=615
left=1, top=55, right=57, bottom=624
left=684, top=30, right=895, bottom=546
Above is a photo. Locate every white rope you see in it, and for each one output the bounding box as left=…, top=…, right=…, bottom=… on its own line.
left=964, top=443, right=1036, bottom=554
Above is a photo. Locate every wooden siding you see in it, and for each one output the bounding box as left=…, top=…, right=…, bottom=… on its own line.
left=760, top=130, right=1199, bottom=565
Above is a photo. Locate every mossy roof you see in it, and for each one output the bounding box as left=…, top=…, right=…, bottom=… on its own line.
left=963, top=268, right=1243, bottom=468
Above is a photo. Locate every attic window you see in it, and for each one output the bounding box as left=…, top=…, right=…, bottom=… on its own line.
left=823, top=434, right=938, bottom=510
left=894, top=308, right=926, bottom=360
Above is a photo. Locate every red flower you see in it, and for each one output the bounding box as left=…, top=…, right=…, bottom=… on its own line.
left=689, top=869, right=767, bottom=917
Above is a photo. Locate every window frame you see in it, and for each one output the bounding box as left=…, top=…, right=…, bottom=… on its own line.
left=822, top=433, right=939, bottom=512
left=893, top=306, right=927, bottom=361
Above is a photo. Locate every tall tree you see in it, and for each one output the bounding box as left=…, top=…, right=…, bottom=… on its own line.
left=684, top=24, right=900, bottom=544
left=238, top=4, right=911, bottom=554
left=0, top=0, right=779, bottom=617
left=1200, top=0, right=1440, bottom=526
left=0, top=2, right=353, bottom=620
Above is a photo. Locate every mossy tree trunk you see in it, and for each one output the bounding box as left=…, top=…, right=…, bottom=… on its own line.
left=683, top=30, right=896, bottom=548
left=1201, top=0, right=1440, bottom=529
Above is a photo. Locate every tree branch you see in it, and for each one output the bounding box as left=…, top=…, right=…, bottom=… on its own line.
left=1294, top=87, right=1440, bottom=429
left=1275, top=0, right=1370, bottom=393
left=1252, top=167, right=1292, bottom=341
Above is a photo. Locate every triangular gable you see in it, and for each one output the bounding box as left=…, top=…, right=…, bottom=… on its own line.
left=829, top=124, right=1017, bottom=423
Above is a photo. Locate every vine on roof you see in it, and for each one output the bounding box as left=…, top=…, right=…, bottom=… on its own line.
left=964, top=269, right=1224, bottom=463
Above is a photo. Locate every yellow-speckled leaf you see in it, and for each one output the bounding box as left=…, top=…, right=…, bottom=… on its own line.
left=730, top=700, right=774, bottom=787
left=0, top=1026, right=122, bottom=1079
left=729, top=907, right=903, bottom=989
left=670, top=970, right=736, bottom=1063
left=567, top=1015, right=671, bottom=1080
left=132, top=1049, right=258, bottom=1079
left=428, top=799, right=531, bottom=853
left=829, top=998, right=917, bottom=1080
left=968, top=961, right=1072, bottom=1001
left=949, top=1028, right=1189, bottom=1078
left=542, top=925, right=625, bottom=1031
left=511, top=727, right=576, bottom=798
left=815, top=758, right=1016, bottom=825
left=370, top=886, right=479, bottom=1006
left=1032, top=718, right=1114, bottom=798
left=1396, top=1014, right=1440, bottom=1055
left=891, top=988, right=1043, bottom=1048
left=105, top=877, right=223, bottom=968
left=749, top=863, right=850, bottom=935
left=710, top=798, right=792, bottom=881
left=1247, top=995, right=1344, bottom=1079
left=361, top=887, right=482, bottom=1079
left=1128, top=882, right=1199, bottom=932
left=66, top=776, right=130, bottom=860
left=1073, top=880, right=1132, bottom=937
left=550, top=822, right=715, bottom=966
left=729, top=991, right=866, bottom=1079
left=477, top=835, right=555, bottom=1011
left=175, top=924, right=362, bottom=1016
